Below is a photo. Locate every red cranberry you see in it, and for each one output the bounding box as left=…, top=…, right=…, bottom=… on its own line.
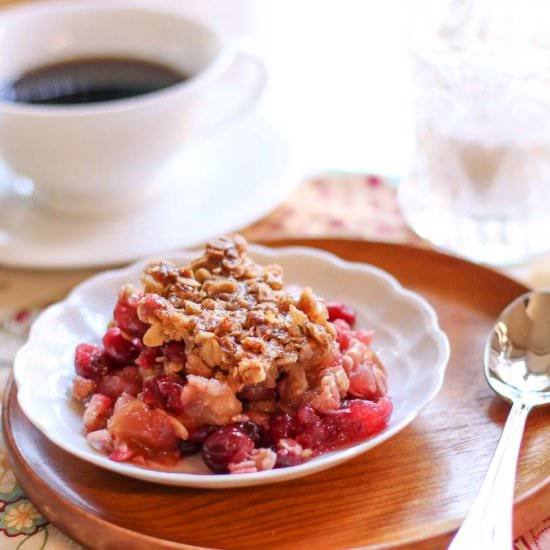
left=322, top=397, right=392, bottom=449
left=162, top=341, right=186, bottom=364
left=74, top=344, right=109, bottom=381
left=293, top=405, right=326, bottom=450
left=141, top=379, right=161, bottom=408
left=97, top=366, right=142, bottom=400
left=113, top=292, right=148, bottom=337
left=202, top=427, right=254, bottom=473
left=294, top=404, right=320, bottom=430
left=157, top=375, right=186, bottom=415
left=269, top=412, right=294, bottom=443
left=327, top=301, right=356, bottom=327
left=232, top=421, right=262, bottom=445
left=102, top=327, right=141, bottom=366
left=136, top=346, right=162, bottom=371
left=142, top=375, right=185, bottom=415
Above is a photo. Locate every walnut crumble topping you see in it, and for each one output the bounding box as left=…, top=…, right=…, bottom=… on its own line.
left=135, top=235, right=345, bottom=413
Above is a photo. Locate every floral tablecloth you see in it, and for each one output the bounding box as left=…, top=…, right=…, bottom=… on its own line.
left=0, top=174, right=548, bottom=549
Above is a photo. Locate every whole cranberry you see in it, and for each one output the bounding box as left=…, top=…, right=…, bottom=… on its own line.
left=293, top=405, right=326, bottom=451
left=103, top=327, right=141, bottom=366
left=97, top=365, right=141, bottom=401
left=142, top=375, right=185, bottom=415
left=162, top=341, right=186, bottom=364
left=232, top=421, right=262, bottom=445
left=269, top=412, right=294, bottom=443
left=97, top=366, right=142, bottom=400
left=74, top=344, right=109, bottom=381
left=294, top=404, right=320, bottom=430
left=202, top=427, right=254, bottom=473
left=136, top=346, right=163, bottom=371
left=113, top=291, right=148, bottom=337
left=326, top=301, right=356, bottom=327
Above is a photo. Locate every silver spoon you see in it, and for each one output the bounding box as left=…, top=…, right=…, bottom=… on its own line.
left=449, top=290, right=550, bottom=549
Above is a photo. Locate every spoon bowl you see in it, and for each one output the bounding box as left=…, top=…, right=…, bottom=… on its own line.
left=486, top=292, right=550, bottom=406
left=450, top=290, right=550, bottom=549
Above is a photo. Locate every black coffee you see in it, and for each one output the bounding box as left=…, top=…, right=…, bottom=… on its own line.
left=0, top=57, right=186, bottom=105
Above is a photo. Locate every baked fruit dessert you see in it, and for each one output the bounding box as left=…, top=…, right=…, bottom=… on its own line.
left=72, top=235, right=392, bottom=474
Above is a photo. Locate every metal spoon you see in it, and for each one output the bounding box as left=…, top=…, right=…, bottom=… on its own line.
left=449, top=290, right=550, bottom=549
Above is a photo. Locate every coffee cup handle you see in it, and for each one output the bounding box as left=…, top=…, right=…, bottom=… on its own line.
left=192, top=49, right=267, bottom=134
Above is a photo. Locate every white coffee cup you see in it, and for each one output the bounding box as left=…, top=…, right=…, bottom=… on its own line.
left=0, top=1, right=266, bottom=216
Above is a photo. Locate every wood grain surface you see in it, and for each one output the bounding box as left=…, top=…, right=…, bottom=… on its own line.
left=4, top=239, right=550, bottom=550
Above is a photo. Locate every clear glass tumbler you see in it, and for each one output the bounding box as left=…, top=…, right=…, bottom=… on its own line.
left=399, top=0, right=550, bottom=266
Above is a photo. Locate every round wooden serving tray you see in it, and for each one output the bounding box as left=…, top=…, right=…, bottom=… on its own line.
left=4, top=240, right=550, bottom=550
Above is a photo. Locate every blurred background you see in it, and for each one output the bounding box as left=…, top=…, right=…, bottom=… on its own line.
left=0, top=0, right=415, bottom=178
left=1, top=0, right=550, bottom=273
left=124, top=0, right=415, bottom=179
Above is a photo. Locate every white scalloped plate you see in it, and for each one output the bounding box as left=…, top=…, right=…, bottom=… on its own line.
left=13, top=245, right=450, bottom=488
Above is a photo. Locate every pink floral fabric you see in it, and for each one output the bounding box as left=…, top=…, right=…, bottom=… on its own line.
left=0, top=174, right=547, bottom=549
left=243, top=174, right=422, bottom=245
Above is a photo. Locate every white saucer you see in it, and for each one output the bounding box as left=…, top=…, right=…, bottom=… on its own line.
left=0, top=113, right=298, bottom=269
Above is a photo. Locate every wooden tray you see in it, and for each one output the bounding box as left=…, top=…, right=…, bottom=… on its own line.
left=4, top=239, right=550, bottom=550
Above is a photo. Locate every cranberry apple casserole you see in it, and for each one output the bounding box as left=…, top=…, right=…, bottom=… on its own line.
left=72, top=235, right=392, bottom=474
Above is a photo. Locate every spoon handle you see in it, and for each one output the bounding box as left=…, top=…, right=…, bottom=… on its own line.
left=448, top=400, right=531, bottom=549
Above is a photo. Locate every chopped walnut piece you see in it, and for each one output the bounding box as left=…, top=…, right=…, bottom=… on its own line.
left=241, top=336, right=266, bottom=354
left=203, top=278, right=239, bottom=296
left=298, top=287, right=328, bottom=324
left=194, top=268, right=211, bottom=283
left=184, top=300, right=201, bottom=315
left=200, top=337, right=222, bottom=368
left=311, top=362, right=351, bottom=413
left=177, top=276, right=201, bottom=288
left=238, top=358, right=268, bottom=384
left=143, top=324, right=165, bottom=347
left=253, top=448, right=277, bottom=470
left=289, top=304, right=309, bottom=326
